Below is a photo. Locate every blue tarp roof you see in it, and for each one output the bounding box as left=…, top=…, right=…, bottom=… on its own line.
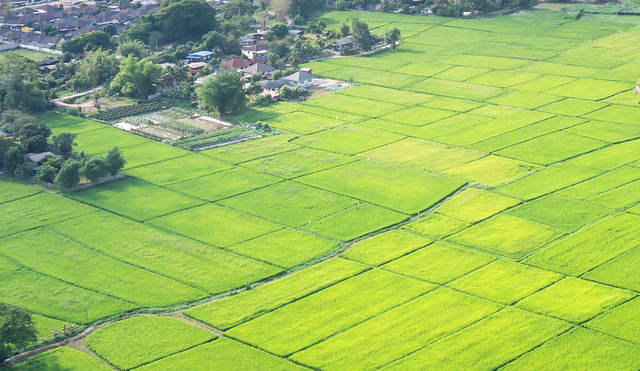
left=186, top=51, right=215, bottom=58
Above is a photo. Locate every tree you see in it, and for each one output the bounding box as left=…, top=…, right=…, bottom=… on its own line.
left=110, top=57, right=163, bottom=99
left=61, top=31, right=111, bottom=54
left=2, top=147, right=25, bottom=175
left=117, top=40, right=150, bottom=58
left=0, top=136, right=15, bottom=167
left=266, top=52, right=282, bottom=68
left=17, top=123, right=51, bottom=153
left=0, top=303, right=37, bottom=362
left=340, top=22, right=350, bottom=38
left=270, top=0, right=289, bottom=21
left=54, top=159, right=81, bottom=190
left=196, top=71, right=246, bottom=114
left=51, top=133, right=76, bottom=157
left=155, top=0, right=218, bottom=41
left=104, top=146, right=126, bottom=175
left=73, top=49, right=118, bottom=89
left=384, top=27, right=401, bottom=50
left=36, top=163, right=58, bottom=183
left=80, top=157, right=109, bottom=182
left=271, top=23, right=289, bottom=38
left=351, top=18, right=371, bottom=53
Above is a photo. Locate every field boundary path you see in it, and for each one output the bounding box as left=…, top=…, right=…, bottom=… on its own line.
left=51, top=86, right=105, bottom=108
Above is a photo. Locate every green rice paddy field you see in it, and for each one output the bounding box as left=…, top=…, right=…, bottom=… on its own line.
left=4, top=8, right=640, bottom=370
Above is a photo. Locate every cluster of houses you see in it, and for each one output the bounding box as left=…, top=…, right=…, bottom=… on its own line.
left=0, top=1, right=158, bottom=50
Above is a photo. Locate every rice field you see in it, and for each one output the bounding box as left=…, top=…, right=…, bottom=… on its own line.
left=6, top=8, right=640, bottom=370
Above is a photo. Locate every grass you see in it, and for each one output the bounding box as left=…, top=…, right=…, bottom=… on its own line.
left=524, top=213, right=640, bottom=275
left=292, top=288, right=502, bottom=370
left=52, top=212, right=280, bottom=294
left=0, top=228, right=206, bottom=307
left=558, top=165, right=640, bottom=199
left=185, top=258, right=367, bottom=330
left=436, top=188, right=520, bottom=223
left=0, top=193, right=97, bottom=238
left=379, top=106, right=457, bottom=126
left=241, top=148, right=354, bottom=179
left=226, top=269, right=433, bottom=355
left=136, top=338, right=305, bottom=370
left=545, top=78, right=630, bottom=100
left=72, top=126, right=149, bottom=154
left=148, top=203, right=281, bottom=247
left=569, top=139, right=640, bottom=170
left=8, top=347, right=112, bottom=370
left=445, top=155, right=539, bottom=186
left=292, top=125, right=404, bottom=155
left=516, top=277, right=635, bottom=323
left=341, top=229, right=432, bottom=266
left=383, top=242, right=494, bottom=283
left=584, top=247, right=640, bottom=292
left=117, top=142, right=187, bottom=170
left=587, top=179, right=640, bottom=209
left=496, top=132, right=606, bottom=165
left=219, top=181, right=356, bottom=226
left=302, top=93, right=406, bottom=117
left=502, top=328, right=640, bottom=370
left=405, top=78, right=505, bottom=101
left=449, top=260, right=562, bottom=305
left=226, top=228, right=338, bottom=268
left=486, top=90, right=561, bottom=109
left=0, top=178, right=40, bottom=204
left=586, top=297, right=640, bottom=343
left=402, top=213, right=470, bottom=239
left=304, top=202, right=407, bottom=241
left=32, top=314, right=72, bottom=339
left=384, top=307, right=570, bottom=370
left=166, top=167, right=281, bottom=201
left=201, top=133, right=300, bottom=164
left=67, top=177, right=203, bottom=222
left=565, top=121, right=640, bottom=143
left=537, top=98, right=608, bottom=116
left=264, top=111, right=346, bottom=134
left=126, top=154, right=232, bottom=186
left=85, top=316, right=215, bottom=370
left=507, top=193, right=611, bottom=232
left=1, top=48, right=57, bottom=61
left=448, top=214, right=562, bottom=259
left=298, top=160, right=466, bottom=214
left=339, top=85, right=433, bottom=106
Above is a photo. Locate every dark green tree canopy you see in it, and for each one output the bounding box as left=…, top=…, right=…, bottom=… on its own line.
left=0, top=303, right=37, bottom=362
left=61, top=31, right=112, bottom=54
left=104, top=146, right=126, bottom=175
left=54, top=159, right=82, bottom=190
left=196, top=71, right=246, bottom=114
left=156, top=0, right=218, bottom=41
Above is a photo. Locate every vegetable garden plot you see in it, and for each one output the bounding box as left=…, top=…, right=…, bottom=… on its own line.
left=125, top=154, right=231, bottom=186
left=558, top=166, right=640, bottom=199
left=583, top=104, right=640, bottom=126
left=303, top=202, right=407, bottom=241
left=263, top=111, right=345, bottom=134
left=507, top=193, right=611, bottom=232
left=584, top=247, right=640, bottom=292
left=496, top=131, right=607, bottom=165
left=52, top=212, right=280, bottom=294
left=497, top=163, right=601, bottom=200
left=149, top=203, right=281, bottom=247
left=384, top=307, right=569, bottom=370
left=298, top=160, right=466, bottom=214
left=586, top=297, right=640, bottom=344
left=503, top=328, right=640, bottom=370
left=68, top=177, right=203, bottom=222
left=402, top=213, right=470, bottom=239
left=444, top=155, right=539, bottom=186
left=433, top=66, right=492, bottom=82
left=185, top=258, right=367, bottom=330
left=0, top=180, right=40, bottom=204
left=359, top=138, right=485, bottom=172
left=86, top=316, right=215, bottom=370
left=0, top=257, right=136, bottom=323
left=219, top=181, right=356, bottom=226
left=342, top=229, right=432, bottom=266
left=0, top=228, right=206, bottom=307
left=404, top=78, right=505, bottom=102
left=379, top=106, right=458, bottom=126
left=302, top=93, right=406, bottom=117
left=384, top=241, right=494, bottom=283
left=137, top=338, right=305, bottom=371
left=449, top=260, right=561, bottom=305
left=471, top=116, right=586, bottom=153
left=8, top=347, right=112, bottom=371
left=226, top=269, right=433, bottom=356
left=167, top=167, right=280, bottom=202
left=546, top=78, right=630, bottom=101
left=569, top=138, right=640, bottom=170
left=338, top=85, right=433, bottom=106
left=447, top=214, right=563, bottom=259
left=537, top=98, right=608, bottom=116
left=226, top=228, right=338, bottom=268
left=435, top=188, right=520, bottom=223
left=241, top=148, right=354, bottom=179
left=516, top=277, right=635, bottom=323
left=525, top=212, right=640, bottom=276
left=292, top=288, right=501, bottom=371
left=292, top=125, right=404, bottom=155
left=0, top=193, right=97, bottom=238
left=511, top=74, right=576, bottom=93
left=486, top=90, right=561, bottom=109
left=201, top=133, right=300, bottom=164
